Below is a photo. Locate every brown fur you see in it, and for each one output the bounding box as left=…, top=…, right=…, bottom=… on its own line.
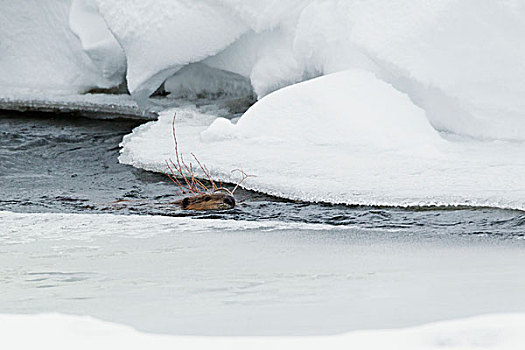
left=179, top=193, right=236, bottom=211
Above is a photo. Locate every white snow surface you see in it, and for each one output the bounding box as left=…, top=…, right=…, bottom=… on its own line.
left=1, top=313, right=525, bottom=350
left=120, top=70, right=525, bottom=209
left=69, top=0, right=126, bottom=86
left=2, top=0, right=525, bottom=139
left=0, top=0, right=120, bottom=93
left=90, top=0, right=525, bottom=140
left=94, top=0, right=249, bottom=101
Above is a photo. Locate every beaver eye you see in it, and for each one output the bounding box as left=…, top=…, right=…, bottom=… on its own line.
left=204, top=196, right=211, bottom=201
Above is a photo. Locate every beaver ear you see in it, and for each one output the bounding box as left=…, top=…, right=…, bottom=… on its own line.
left=181, top=197, right=190, bottom=209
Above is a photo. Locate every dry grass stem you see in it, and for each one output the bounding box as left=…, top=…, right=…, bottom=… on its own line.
left=165, top=113, right=254, bottom=197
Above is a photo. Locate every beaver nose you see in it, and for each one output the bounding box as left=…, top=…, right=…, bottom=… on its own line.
left=223, top=195, right=236, bottom=208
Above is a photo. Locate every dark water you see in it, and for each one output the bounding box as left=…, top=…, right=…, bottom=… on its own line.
left=1, top=111, right=524, bottom=238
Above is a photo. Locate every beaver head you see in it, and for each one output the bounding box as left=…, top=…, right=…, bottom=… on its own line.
left=181, top=193, right=236, bottom=211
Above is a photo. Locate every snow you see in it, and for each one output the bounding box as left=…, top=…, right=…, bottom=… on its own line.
left=94, top=0, right=249, bottom=102
left=69, top=0, right=126, bottom=86
left=90, top=0, right=525, bottom=140
left=346, top=1, right=525, bottom=141
left=3, top=2, right=525, bottom=345
left=3, top=1, right=525, bottom=139
left=120, top=70, right=525, bottom=210
left=2, top=210, right=525, bottom=336
left=203, top=70, right=442, bottom=153
left=0, top=0, right=119, bottom=93
left=1, top=313, right=525, bottom=350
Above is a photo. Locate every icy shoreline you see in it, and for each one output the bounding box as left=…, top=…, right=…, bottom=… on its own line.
left=0, top=91, right=155, bottom=120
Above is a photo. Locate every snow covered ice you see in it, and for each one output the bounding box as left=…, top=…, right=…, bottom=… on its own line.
left=2, top=211, right=525, bottom=336
left=3, top=1, right=525, bottom=136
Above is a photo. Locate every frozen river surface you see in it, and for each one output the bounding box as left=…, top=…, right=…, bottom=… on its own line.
left=1, top=211, right=525, bottom=336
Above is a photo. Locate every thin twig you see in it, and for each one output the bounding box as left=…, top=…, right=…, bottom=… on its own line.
left=165, top=112, right=254, bottom=198
left=231, top=168, right=254, bottom=194
left=191, top=153, right=218, bottom=191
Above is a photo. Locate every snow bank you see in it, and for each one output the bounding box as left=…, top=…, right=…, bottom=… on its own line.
left=0, top=0, right=121, bottom=93
left=1, top=313, right=524, bottom=349
left=92, top=0, right=525, bottom=140
left=120, top=70, right=525, bottom=209
left=3, top=1, right=525, bottom=139
left=202, top=70, right=443, bottom=153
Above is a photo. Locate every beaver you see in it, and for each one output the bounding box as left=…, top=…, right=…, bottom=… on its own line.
left=177, top=193, right=236, bottom=211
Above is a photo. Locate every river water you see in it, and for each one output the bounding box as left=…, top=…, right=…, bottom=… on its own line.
left=1, top=110, right=524, bottom=237
left=1, top=110, right=524, bottom=335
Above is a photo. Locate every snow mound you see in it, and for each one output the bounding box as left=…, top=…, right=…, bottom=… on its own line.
left=202, top=70, right=442, bottom=153
left=120, top=70, right=525, bottom=210
left=0, top=0, right=120, bottom=93
left=91, top=0, right=525, bottom=140
left=1, top=313, right=524, bottom=349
